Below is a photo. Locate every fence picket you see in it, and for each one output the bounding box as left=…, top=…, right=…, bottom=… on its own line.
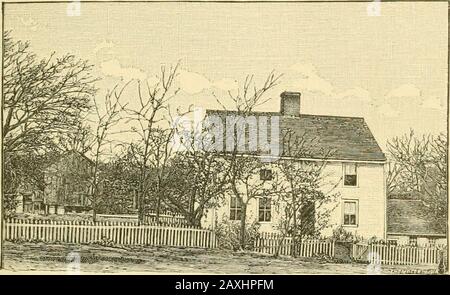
left=351, top=241, right=445, bottom=266
left=4, top=219, right=216, bottom=249
left=253, top=233, right=334, bottom=258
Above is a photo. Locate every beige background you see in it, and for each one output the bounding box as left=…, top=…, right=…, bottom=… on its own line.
left=0, top=0, right=448, bottom=274
left=2, top=0, right=448, bottom=148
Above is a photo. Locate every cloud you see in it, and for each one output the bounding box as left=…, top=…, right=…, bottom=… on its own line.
left=336, top=87, right=371, bottom=102
left=214, top=78, right=239, bottom=92
left=177, top=70, right=239, bottom=94
left=178, top=70, right=212, bottom=94
left=288, top=63, right=334, bottom=96
left=100, top=59, right=147, bottom=82
left=386, top=84, right=421, bottom=98
left=94, top=39, right=115, bottom=55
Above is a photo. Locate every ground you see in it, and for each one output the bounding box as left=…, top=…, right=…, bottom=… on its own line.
left=1, top=242, right=438, bottom=274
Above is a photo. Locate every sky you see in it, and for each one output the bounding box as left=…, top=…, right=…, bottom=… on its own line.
left=4, top=1, right=448, bottom=151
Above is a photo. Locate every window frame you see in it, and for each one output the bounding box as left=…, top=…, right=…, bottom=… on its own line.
left=229, top=196, right=242, bottom=221
left=387, top=239, right=398, bottom=246
left=427, top=237, right=436, bottom=246
left=258, top=197, right=272, bottom=223
left=342, top=199, right=359, bottom=227
left=342, top=163, right=358, bottom=187
left=260, top=169, right=273, bottom=181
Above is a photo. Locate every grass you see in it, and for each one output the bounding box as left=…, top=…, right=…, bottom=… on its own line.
left=1, top=241, right=439, bottom=274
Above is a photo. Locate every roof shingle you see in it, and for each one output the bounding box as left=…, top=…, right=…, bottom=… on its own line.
left=387, top=199, right=446, bottom=236
left=205, top=110, right=386, bottom=162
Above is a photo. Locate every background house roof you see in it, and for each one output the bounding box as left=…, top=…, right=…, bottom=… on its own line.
left=205, top=110, right=386, bottom=162
left=387, top=199, right=446, bottom=237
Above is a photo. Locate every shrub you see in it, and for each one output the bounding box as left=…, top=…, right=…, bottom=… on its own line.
left=3, top=193, right=19, bottom=219
left=332, top=226, right=364, bottom=243
left=214, top=219, right=261, bottom=251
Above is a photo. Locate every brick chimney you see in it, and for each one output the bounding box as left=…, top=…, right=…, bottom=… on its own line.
left=280, top=91, right=301, bottom=116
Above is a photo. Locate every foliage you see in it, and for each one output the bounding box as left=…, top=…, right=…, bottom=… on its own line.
left=164, top=147, right=229, bottom=226
left=215, top=219, right=261, bottom=251
left=3, top=194, right=19, bottom=219
left=96, top=151, right=140, bottom=214
left=331, top=226, right=364, bottom=243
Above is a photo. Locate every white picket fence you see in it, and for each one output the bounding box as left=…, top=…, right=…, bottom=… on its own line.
left=352, top=242, right=445, bottom=265
left=3, top=218, right=216, bottom=249
left=254, top=232, right=335, bottom=257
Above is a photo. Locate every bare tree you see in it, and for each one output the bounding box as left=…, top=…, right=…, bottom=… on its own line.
left=215, top=71, right=282, bottom=249
left=158, top=136, right=224, bottom=227
left=274, top=131, right=339, bottom=257
left=121, top=63, right=181, bottom=224
left=2, top=32, right=97, bottom=156
left=387, top=130, right=447, bottom=218
left=87, top=83, right=129, bottom=222
left=55, top=120, right=94, bottom=154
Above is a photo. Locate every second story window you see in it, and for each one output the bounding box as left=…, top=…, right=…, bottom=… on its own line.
left=230, top=196, right=241, bottom=221
left=343, top=163, right=357, bottom=186
left=260, top=169, right=273, bottom=181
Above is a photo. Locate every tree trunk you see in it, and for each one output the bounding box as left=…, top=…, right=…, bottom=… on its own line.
left=239, top=202, right=248, bottom=250
left=193, top=216, right=202, bottom=228
left=275, top=234, right=287, bottom=258
left=138, top=192, right=145, bottom=225
left=292, top=194, right=298, bottom=258
left=155, top=193, right=161, bottom=224
left=92, top=207, right=97, bottom=223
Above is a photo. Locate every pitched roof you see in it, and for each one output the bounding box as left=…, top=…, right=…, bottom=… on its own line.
left=387, top=199, right=446, bottom=237
left=205, top=110, right=386, bottom=162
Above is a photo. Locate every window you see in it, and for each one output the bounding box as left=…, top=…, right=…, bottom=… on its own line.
left=260, top=169, right=273, bottom=181
left=258, top=197, right=271, bottom=222
left=387, top=239, right=398, bottom=246
left=230, top=196, right=242, bottom=221
left=343, top=163, right=357, bottom=186
left=409, top=236, right=417, bottom=246
left=343, top=200, right=358, bottom=226
left=428, top=237, right=436, bottom=246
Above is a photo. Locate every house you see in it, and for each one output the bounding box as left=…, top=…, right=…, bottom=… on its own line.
left=387, top=198, right=447, bottom=246
left=201, top=91, right=387, bottom=240
left=15, top=150, right=94, bottom=215
left=42, top=150, right=94, bottom=214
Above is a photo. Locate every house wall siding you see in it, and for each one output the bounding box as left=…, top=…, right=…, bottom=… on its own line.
left=387, top=234, right=447, bottom=246
left=201, top=160, right=386, bottom=240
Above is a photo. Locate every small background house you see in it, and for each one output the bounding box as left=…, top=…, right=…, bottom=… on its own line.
left=387, top=198, right=447, bottom=246
left=15, top=150, right=94, bottom=215
left=43, top=150, right=94, bottom=214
